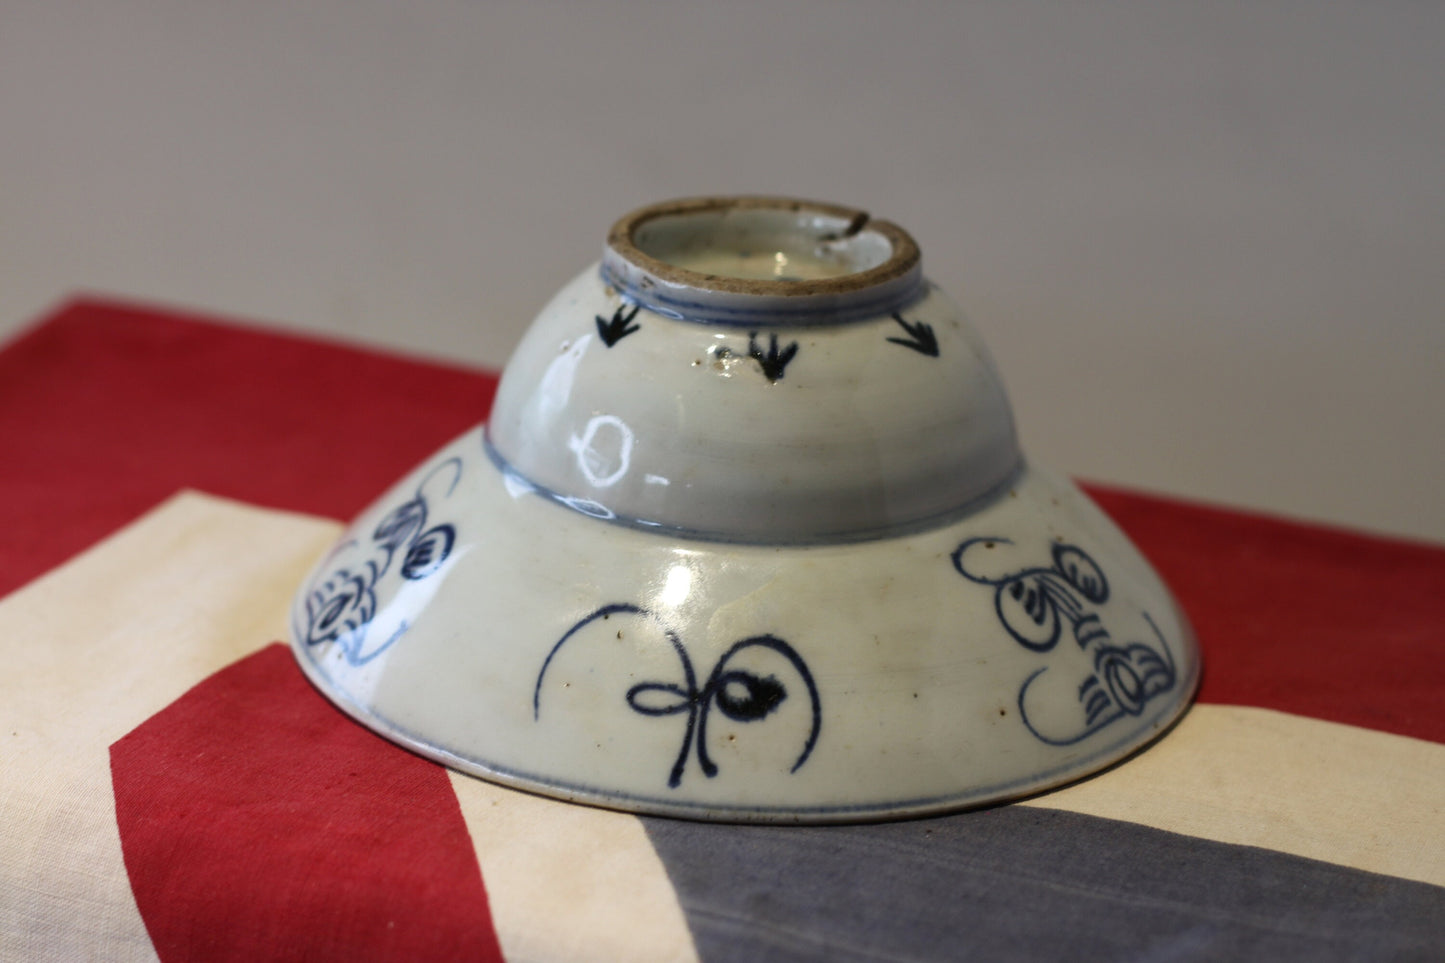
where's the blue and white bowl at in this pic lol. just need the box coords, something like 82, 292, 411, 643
290, 196, 1200, 822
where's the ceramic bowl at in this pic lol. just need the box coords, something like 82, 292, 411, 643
289, 196, 1200, 822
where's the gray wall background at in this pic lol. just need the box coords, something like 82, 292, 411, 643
3, 1, 1441, 541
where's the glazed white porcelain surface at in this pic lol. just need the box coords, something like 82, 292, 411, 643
290, 196, 1200, 822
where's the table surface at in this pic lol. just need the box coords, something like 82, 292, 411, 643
2, 2, 1442, 543
1, 301, 1441, 962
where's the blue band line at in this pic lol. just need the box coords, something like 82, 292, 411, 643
598, 263, 928, 327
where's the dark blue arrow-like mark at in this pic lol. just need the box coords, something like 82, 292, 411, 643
887, 312, 939, 357
747, 331, 799, 382
596, 305, 642, 347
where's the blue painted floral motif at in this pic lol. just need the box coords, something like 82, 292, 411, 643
301, 458, 462, 665
301, 567, 379, 651
952, 538, 1176, 745
534, 604, 821, 788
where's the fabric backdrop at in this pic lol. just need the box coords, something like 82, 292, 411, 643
2, 299, 1441, 961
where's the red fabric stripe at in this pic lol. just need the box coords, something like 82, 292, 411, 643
1085, 485, 1445, 743
110, 644, 505, 963
0, 298, 498, 599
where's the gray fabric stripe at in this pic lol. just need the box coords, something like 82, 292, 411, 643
641, 806, 1444, 962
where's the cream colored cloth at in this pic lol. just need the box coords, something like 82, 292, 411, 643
0, 493, 698, 963
1025, 704, 1445, 887
2, 492, 1439, 961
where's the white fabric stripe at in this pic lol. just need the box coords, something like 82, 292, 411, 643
0, 493, 341, 963
1021, 703, 1445, 888
449, 772, 700, 963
